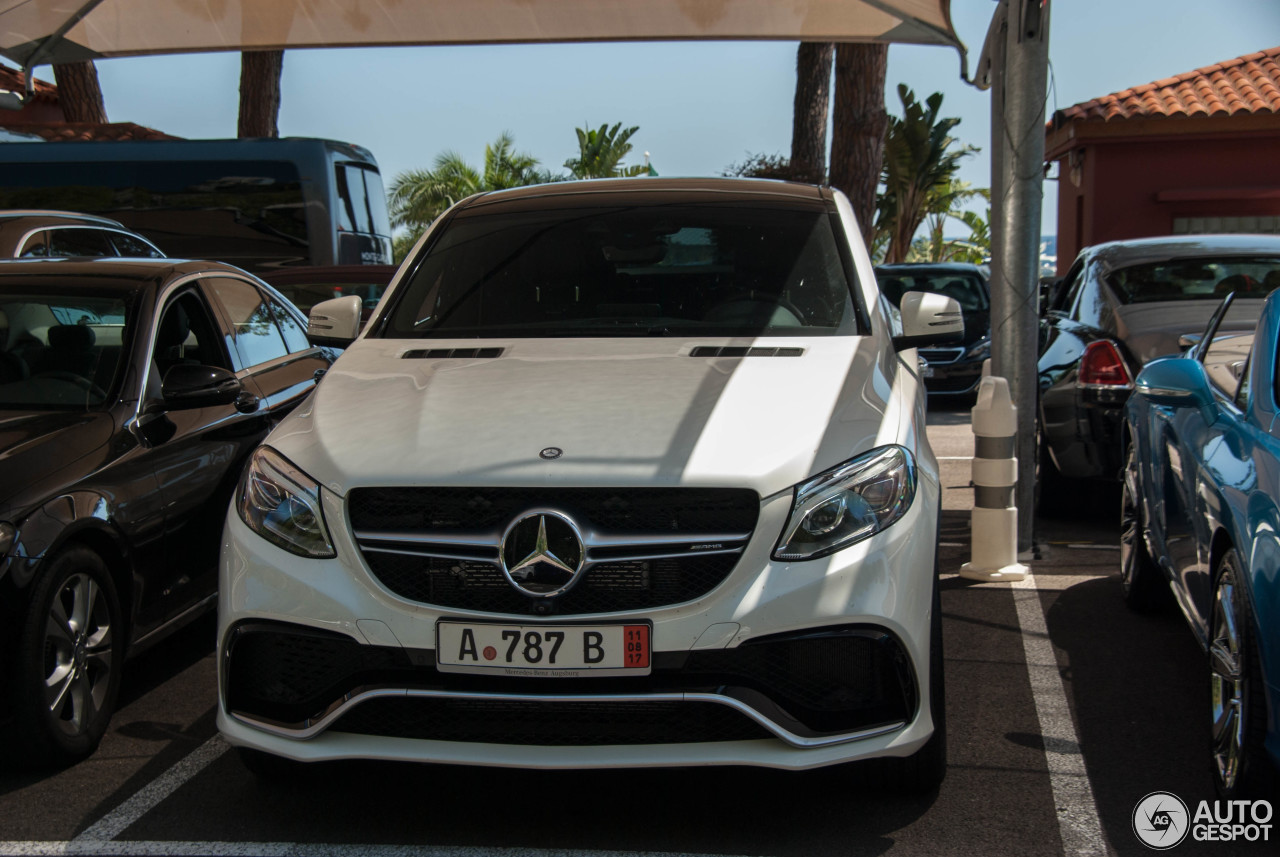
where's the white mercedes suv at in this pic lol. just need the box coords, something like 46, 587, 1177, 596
216, 178, 962, 791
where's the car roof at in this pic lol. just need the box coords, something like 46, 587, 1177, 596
0, 210, 127, 229
456, 177, 831, 212
1082, 234, 1280, 274
0, 257, 254, 290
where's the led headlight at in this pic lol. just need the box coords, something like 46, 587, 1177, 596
773, 445, 916, 561
237, 447, 335, 558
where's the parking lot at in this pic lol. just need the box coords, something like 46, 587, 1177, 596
0, 400, 1270, 857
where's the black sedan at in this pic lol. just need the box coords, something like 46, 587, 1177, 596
1037, 234, 1280, 507
0, 258, 333, 766
876, 263, 990, 398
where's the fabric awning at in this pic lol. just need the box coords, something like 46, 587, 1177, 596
0, 0, 963, 68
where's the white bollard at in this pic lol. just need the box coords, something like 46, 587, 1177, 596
959, 373, 1029, 582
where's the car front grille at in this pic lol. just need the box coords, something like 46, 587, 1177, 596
330, 698, 773, 745
347, 487, 759, 615
224, 621, 917, 741
919, 347, 965, 364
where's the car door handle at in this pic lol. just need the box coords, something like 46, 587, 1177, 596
234, 391, 260, 414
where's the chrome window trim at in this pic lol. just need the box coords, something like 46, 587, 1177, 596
230, 686, 906, 749
13, 224, 163, 259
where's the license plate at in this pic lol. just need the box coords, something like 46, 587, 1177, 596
436, 621, 651, 677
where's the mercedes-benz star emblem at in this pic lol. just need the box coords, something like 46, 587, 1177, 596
539, 447, 563, 460
500, 511, 585, 597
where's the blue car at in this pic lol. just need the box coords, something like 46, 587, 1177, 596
1123, 289, 1280, 798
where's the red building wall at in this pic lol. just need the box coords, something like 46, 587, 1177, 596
1055, 130, 1280, 273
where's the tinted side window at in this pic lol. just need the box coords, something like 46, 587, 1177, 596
205, 278, 289, 369
109, 231, 163, 258
49, 228, 114, 257
267, 294, 311, 353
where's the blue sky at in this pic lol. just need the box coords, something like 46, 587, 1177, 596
82, 0, 1279, 238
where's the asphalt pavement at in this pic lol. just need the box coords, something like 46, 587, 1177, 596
0, 399, 1272, 857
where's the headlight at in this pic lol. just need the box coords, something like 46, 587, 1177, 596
237, 447, 335, 558
0, 522, 14, 556
772, 445, 916, 561
965, 338, 991, 361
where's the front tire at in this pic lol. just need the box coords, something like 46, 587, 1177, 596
10, 546, 123, 768
1119, 433, 1163, 612
1209, 551, 1274, 798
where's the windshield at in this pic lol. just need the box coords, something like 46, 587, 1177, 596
379, 202, 859, 338
1105, 256, 1280, 304
0, 289, 135, 410
877, 270, 988, 311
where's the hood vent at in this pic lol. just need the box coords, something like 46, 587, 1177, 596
402, 347, 504, 359
690, 346, 804, 358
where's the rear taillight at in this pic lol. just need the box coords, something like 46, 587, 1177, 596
1078, 340, 1133, 387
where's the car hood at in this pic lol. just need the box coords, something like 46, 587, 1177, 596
0, 410, 114, 515
267, 336, 901, 500
1114, 299, 1267, 364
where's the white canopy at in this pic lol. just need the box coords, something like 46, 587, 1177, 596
0, 0, 963, 68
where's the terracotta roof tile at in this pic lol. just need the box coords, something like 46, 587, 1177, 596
0, 63, 58, 103
1056, 46, 1280, 123
6, 121, 183, 142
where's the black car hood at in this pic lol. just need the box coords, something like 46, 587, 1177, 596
0, 410, 114, 516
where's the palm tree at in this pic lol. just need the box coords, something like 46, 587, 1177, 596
389, 133, 551, 235
828, 43, 888, 246
875, 85, 975, 264
919, 180, 989, 262
52, 61, 107, 123
238, 50, 284, 137
789, 42, 833, 185
565, 123, 646, 179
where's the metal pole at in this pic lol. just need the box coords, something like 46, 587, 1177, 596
989, 0, 1049, 554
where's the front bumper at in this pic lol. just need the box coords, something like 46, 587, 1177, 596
217, 478, 940, 771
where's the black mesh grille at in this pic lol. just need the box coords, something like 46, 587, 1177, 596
224, 624, 409, 724
348, 487, 758, 614
365, 553, 740, 614
330, 698, 773, 745
349, 487, 758, 533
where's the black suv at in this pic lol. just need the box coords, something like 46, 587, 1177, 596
876, 263, 991, 397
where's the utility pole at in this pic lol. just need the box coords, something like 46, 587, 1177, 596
987, 0, 1050, 554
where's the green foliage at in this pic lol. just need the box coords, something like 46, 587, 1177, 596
874, 85, 977, 264
722, 152, 796, 180
565, 123, 647, 179
388, 132, 553, 236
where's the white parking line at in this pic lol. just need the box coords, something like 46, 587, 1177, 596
1011, 573, 1108, 857
73, 736, 230, 842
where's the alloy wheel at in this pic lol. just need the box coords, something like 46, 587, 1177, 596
1209, 567, 1243, 793
42, 572, 114, 737
1120, 442, 1141, 592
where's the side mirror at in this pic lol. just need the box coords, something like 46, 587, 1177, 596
161, 364, 242, 409
308, 295, 363, 348
892, 292, 964, 350
1134, 358, 1216, 420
